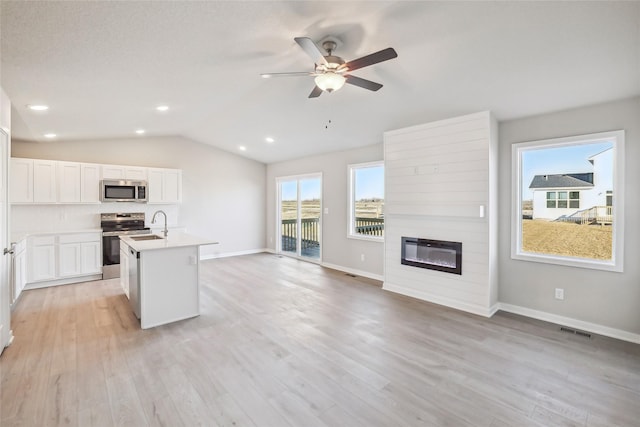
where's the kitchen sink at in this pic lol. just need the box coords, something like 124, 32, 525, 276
129, 234, 164, 241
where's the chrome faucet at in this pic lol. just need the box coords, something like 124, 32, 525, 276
151, 210, 168, 237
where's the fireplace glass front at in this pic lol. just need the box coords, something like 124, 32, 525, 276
401, 237, 462, 275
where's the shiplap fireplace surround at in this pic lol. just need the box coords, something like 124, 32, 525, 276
383, 111, 499, 317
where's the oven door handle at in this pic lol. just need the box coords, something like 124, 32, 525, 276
103, 230, 149, 237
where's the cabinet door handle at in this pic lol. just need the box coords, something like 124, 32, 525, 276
4, 247, 14, 255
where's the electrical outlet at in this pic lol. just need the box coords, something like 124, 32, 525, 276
360, 254, 365, 262
555, 288, 564, 300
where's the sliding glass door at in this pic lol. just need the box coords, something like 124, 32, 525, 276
277, 174, 322, 261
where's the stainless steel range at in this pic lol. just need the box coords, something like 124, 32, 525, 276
101, 213, 150, 279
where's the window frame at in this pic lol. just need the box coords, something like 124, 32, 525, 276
348, 161, 384, 242
511, 130, 625, 272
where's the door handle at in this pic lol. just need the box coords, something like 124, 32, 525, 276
4, 247, 14, 255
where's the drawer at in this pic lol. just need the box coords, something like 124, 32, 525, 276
28, 235, 56, 246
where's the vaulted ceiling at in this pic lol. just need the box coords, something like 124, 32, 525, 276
2, 1, 639, 163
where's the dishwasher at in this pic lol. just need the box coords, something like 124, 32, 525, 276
128, 246, 141, 319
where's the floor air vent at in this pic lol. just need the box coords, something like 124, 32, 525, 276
560, 326, 592, 339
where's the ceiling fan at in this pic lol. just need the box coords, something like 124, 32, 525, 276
261, 37, 398, 98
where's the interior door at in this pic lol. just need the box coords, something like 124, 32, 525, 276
277, 174, 321, 261
0, 129, 11, 352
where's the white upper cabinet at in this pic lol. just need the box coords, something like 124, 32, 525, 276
148, 167, 182, 204
10, 158, 33, 203
57, 161, 81, 203
125, 167, 147, 181
33, 160, 57, 203
101, 164, 126, 180
80, 163, 101, 203
11, 158, 181, 205
102, 165, 147, 181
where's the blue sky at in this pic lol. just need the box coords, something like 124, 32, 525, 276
280, 166, 384, 201
521, 141, 613, 199
281, 178, 321, 201
355, 165, 384, 200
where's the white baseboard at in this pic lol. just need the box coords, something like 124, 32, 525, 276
383, 281, 496, 317
25, 273, 103, 290
200, 248, 267, 260
497, 302, 640, 344
321, 262, 384, 282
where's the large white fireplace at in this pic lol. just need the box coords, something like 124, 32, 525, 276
383, 111, 499, 317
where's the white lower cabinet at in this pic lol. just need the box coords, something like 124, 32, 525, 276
59, 242, 82, 277
12, 240, 27, 303
120, 245, 129, 299
81, 241, 101, 274
27, 232, 102, 287
28, 236, 56, 282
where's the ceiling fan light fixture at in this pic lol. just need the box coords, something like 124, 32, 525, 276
314, 72, 346, 93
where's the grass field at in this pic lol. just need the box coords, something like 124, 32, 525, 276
281, 200, 384, 220
522, 219, 612, 260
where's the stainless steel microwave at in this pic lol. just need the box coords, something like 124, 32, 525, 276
100, 180, 148, 202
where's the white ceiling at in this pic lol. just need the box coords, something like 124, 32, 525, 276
1, 1, 639, 164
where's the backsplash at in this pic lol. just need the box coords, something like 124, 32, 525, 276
11, 203, 180, 236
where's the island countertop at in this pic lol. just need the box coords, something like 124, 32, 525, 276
120, 232, 218, 252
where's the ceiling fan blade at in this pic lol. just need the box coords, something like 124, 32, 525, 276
345, 75, 383, 91
261, 71, 315, 78
308, 86, 323, 98
341, 47, 398, 72
294, 37, 328, 66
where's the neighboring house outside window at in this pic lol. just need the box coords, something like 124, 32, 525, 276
529, 148, 613, 221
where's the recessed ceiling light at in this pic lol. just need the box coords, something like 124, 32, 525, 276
239, 146, 247, 151
265, 137, 275, 143
156, 105, 169, 112
135, 129, 146, 135
27, 104, 49, 111
44, 133, 57, 139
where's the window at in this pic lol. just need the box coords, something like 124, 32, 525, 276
512, 130, 624, 272
348, 162, 384, 240
546, 191, 580, 209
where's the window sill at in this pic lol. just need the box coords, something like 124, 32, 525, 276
347, 234, 384, 243
511, 251, 622, 273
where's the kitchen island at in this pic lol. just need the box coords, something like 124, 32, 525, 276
120, 233, 217, 329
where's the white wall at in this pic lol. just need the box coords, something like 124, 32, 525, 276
499, 96, 640, 336
266, 144, 384, 279
11, 136, 266, 257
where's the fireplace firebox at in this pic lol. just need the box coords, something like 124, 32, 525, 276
401, 237, 462, 275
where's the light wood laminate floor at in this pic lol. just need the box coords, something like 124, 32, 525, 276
1, 253, 639, 426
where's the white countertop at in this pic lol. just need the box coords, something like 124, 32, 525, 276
120, 232, 218, 252
12, 228, 103, 243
